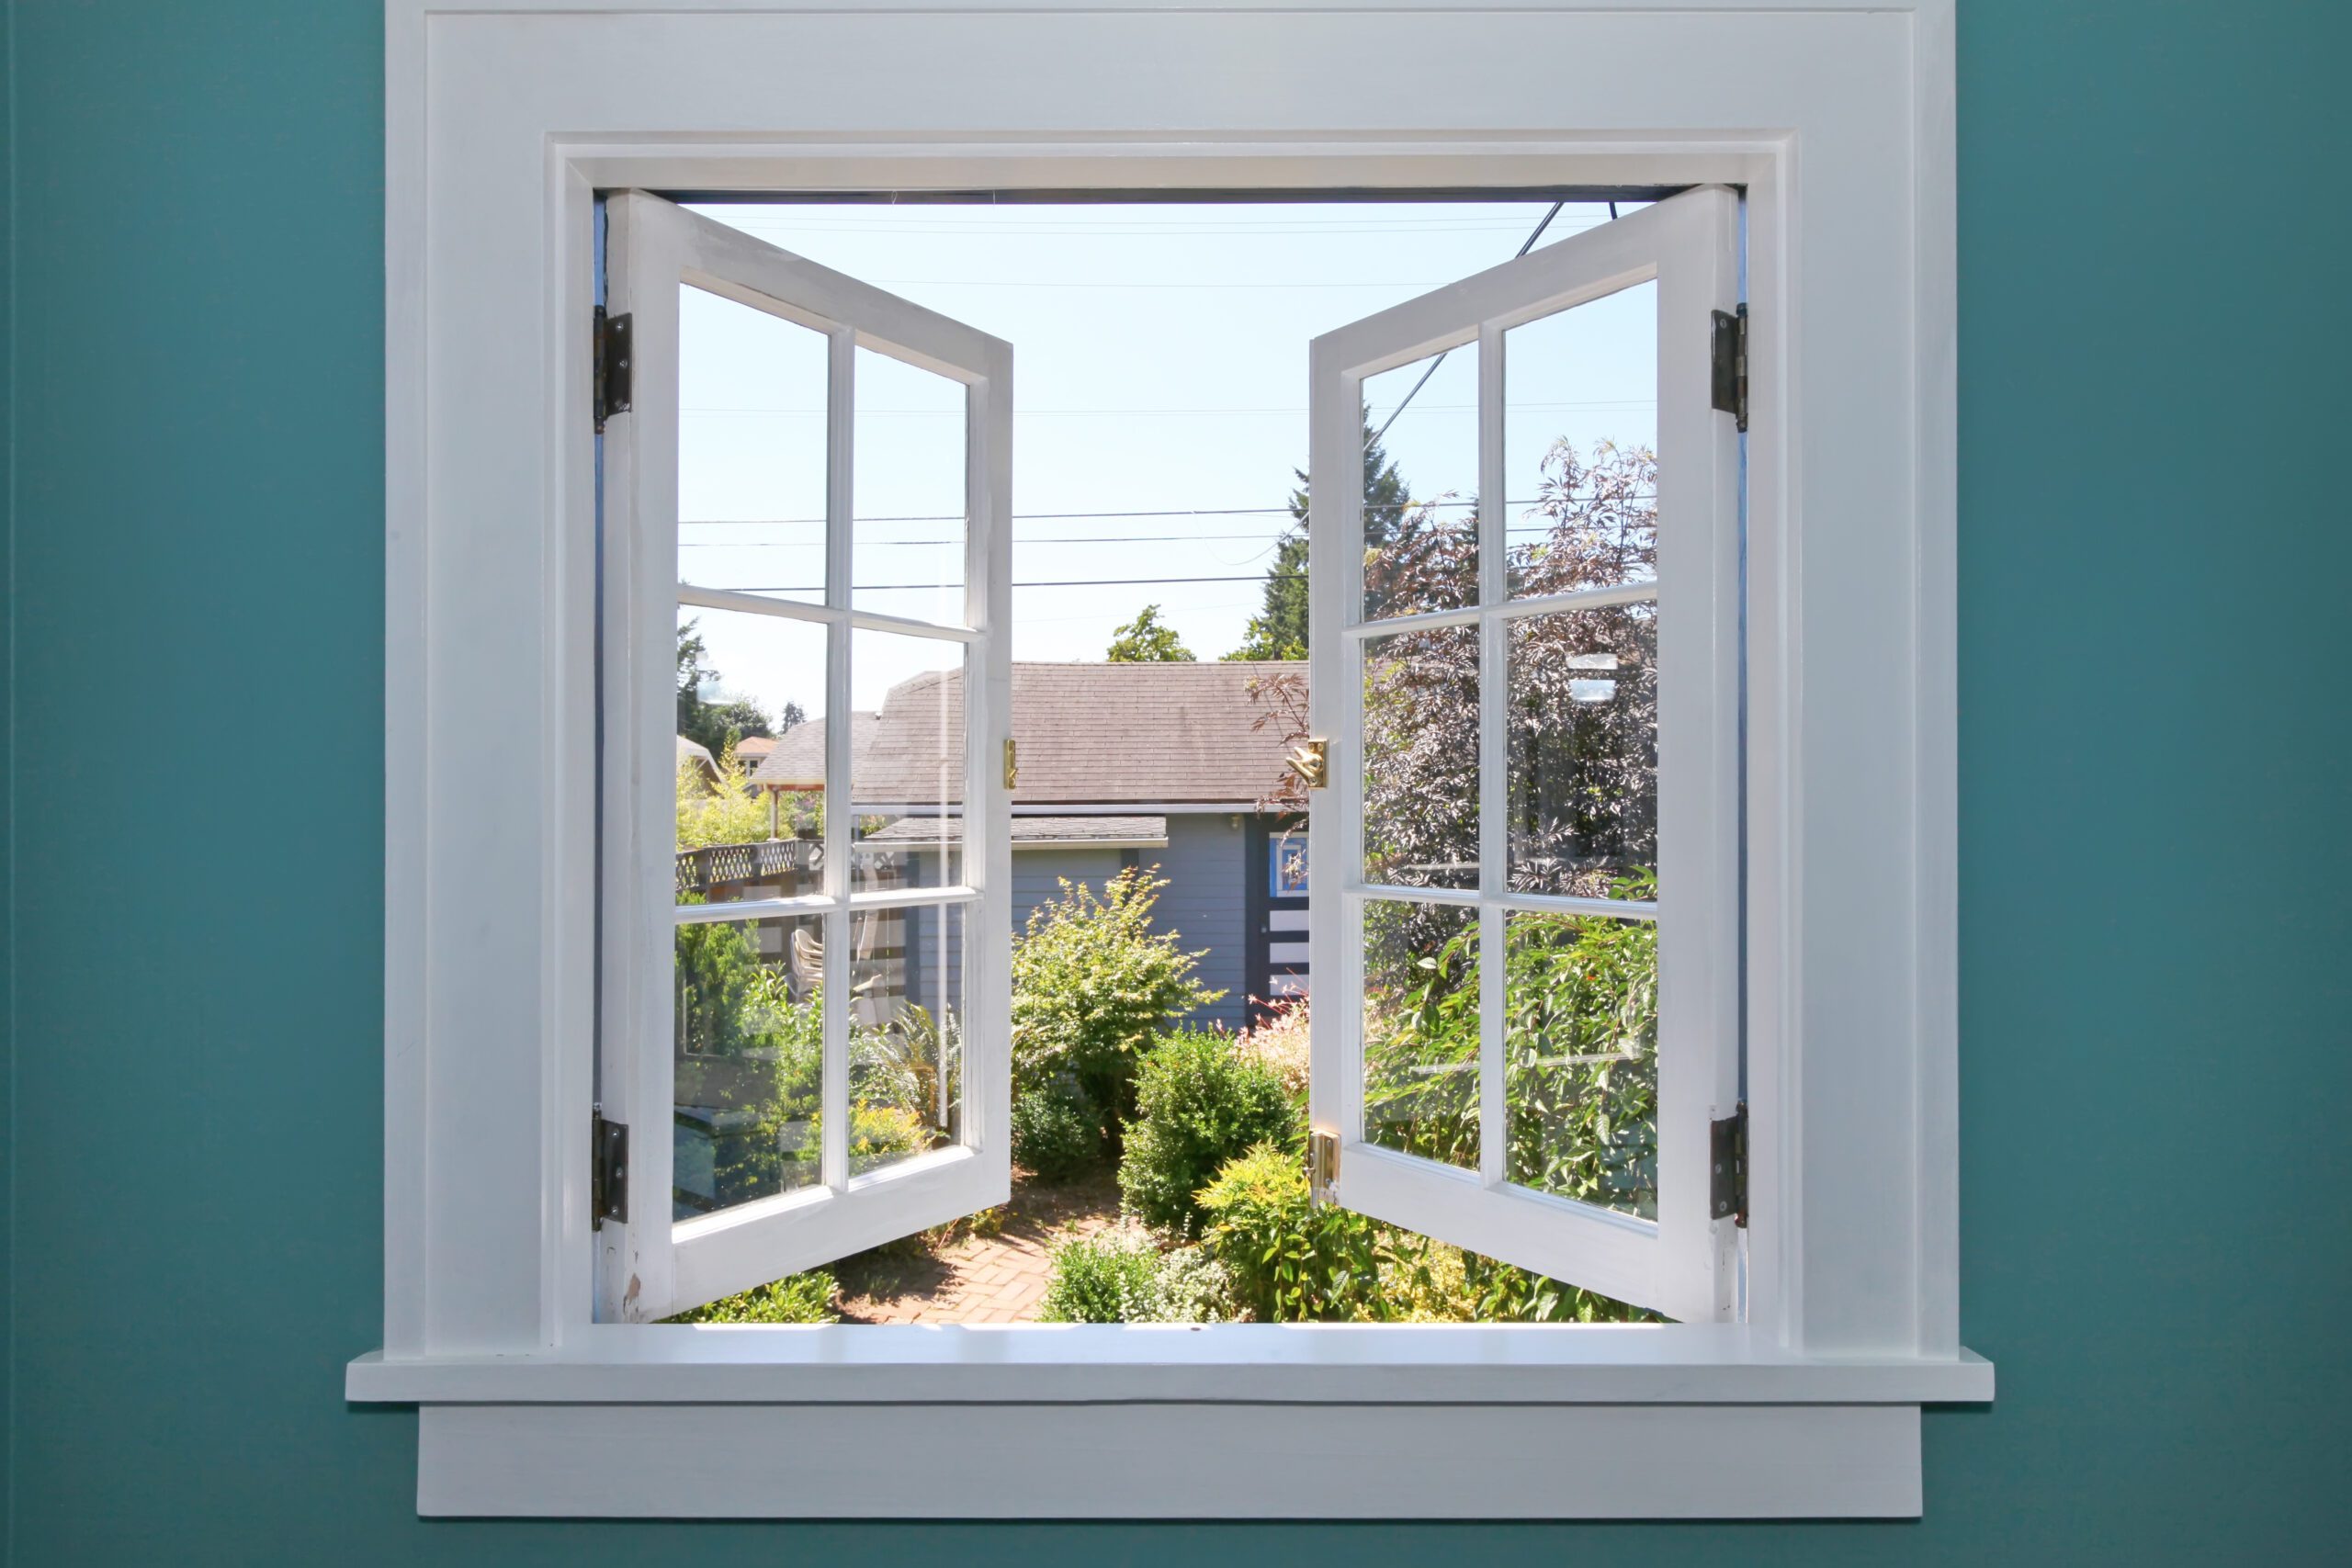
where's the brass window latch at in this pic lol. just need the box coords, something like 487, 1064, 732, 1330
1002, 738, 1018, 790
1286, 737, 1329, 790
1308, 1128, 1340, 1206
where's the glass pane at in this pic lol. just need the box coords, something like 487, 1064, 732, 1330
1360, 343, 1479, 620
849, 628, 966, 894
672, 910, 826, 1219
1502, 909, 1657, 1218
1361, 899, 1479, 1170
849, 902, 966, 1176
1362, 623, 1478, 891
1503, 280, 1658, 599
1506, 606, 1657, 900
675, 605, 829, 873
676, 285, 830, 604
854, 345, 967, 627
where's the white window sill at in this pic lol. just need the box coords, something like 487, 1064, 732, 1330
348, 1327, 1990, 1518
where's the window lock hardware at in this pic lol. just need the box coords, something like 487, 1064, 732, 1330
1286, 737, 1330, 790
1709, 1100, 1747, 1227
594, 307, 634, 433
1003, 739, 1018, 790
1308, 1128, 1340, 1207
593, 1107, 629, 1228
1710, 304, 1747, 433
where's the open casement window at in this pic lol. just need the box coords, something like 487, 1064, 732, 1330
1306, 186, 1742, 1323
597, 192, 1013, 1322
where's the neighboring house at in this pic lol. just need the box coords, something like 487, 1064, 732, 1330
675, 734, 720, 786
730, 733, 776, 772
748, 711, 880, 795
854, 661, 1311, 1031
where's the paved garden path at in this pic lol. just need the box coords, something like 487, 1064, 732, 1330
833, 1168, 1120, 1325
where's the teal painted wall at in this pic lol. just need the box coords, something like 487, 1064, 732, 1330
4, 1, 2347, 1562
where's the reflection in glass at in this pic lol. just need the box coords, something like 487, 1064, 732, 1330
672, 911, 826, 1219
1506, 607, 1657, 899
854, 346, 967, 628
1360, 344, 1478, 620
676, 285, 830, 604
1361, 899, 1478, 1170
673, 606, 828, 857
850, 629, 966, 894
849, 903, 965, 1177
1502, 281, 1659, 599
1502, 909, 1657, 1218
1362, 624, 1477, 890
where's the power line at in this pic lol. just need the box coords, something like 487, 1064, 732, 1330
1367, 199, 1570, 451
681, 495, 1654, 529
682, 398, 1655, 417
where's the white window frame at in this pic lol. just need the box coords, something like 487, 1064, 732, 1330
1308, 187, 1741, 1324
599, 193, 1014, 1322
355, 0, 1986, 1520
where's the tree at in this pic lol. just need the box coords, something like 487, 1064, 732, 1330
1225, 414, 1414, 661
676, 619, 783, 757
1104, 604, 1196, 663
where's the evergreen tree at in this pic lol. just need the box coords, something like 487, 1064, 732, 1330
1226, 414, 1410, 660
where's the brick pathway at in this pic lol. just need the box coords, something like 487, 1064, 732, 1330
834, 1169, 1120, 1325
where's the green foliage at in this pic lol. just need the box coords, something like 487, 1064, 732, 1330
1012, 1081, 1101, 1181
1010, 868, 1224, 1150
675, 743, 770, 851
667, 1270, 839, 1325
1037, 1226, 1239, 1324
1118, 1029, 1298, 1234
1104, 603, 1196, 662
1196, 1144, 1393, 1322
1035, 1226, 1166, 1323
1361, 871, 1661, 1219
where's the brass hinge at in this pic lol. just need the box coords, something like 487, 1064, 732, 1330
1285, 737, 1329, 790
594, 307, 634, 433
1709, 305, 1747, 433
593, 1107, 629, 1228
1308, 1128, 1340, 1206
1002, 739, 1018, 790
1709, 1101, 1747, 1227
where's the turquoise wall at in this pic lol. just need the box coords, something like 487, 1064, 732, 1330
5, 2, 2346, 1562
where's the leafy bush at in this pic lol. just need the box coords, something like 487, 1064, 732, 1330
1010, 868, 1225, 1150
1197, 1144, 1392, 1322
1149, 1246, 1239, 1324
666, 1269, 839, 1325
675, 743, 771, 851
1012, 1081, 1101, 1181
1118, 1029, 1299, 1234
1232, 998, 1310, 1100
1035, 1225, 1165, 1323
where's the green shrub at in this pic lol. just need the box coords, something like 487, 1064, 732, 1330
666, 1269, 839, 1325
1012, 1082, 1101, 1181
1035, 1226, 1164, 1323
1197, 1144, 1393, 1322
1118, 1029, 1299, 1234
1011, 868, 1225, 1151
1149, 1245, 1239, 1324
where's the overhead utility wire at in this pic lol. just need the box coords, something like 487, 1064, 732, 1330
1365, 200, 1566, 451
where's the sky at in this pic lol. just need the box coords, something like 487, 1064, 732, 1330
668, 200, 1658, 726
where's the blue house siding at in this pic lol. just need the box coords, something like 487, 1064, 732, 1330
1146, 814, 1250, 1032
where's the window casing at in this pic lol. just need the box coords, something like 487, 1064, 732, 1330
357, 0, 1983, 1520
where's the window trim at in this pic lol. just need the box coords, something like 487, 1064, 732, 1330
363, 0, 1975, 1518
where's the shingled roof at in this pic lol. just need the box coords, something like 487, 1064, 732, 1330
749, 712, 880, 790
854, 661, 1305, 808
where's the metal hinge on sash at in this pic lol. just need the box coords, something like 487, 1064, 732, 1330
1710, 305, 1748, 433
594, 308, 634, 432
1709, 1101, 1747, 1227
593, 1107, 629, 1228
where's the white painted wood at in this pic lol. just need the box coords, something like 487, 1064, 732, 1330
598, 192, 1011, 1320
676, 581, 981, 642
351, 1332, 1996, 1407
417, 1401, 1924, 1518
383, 0, 1967, 1517
1309, 187, 1742, 1322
